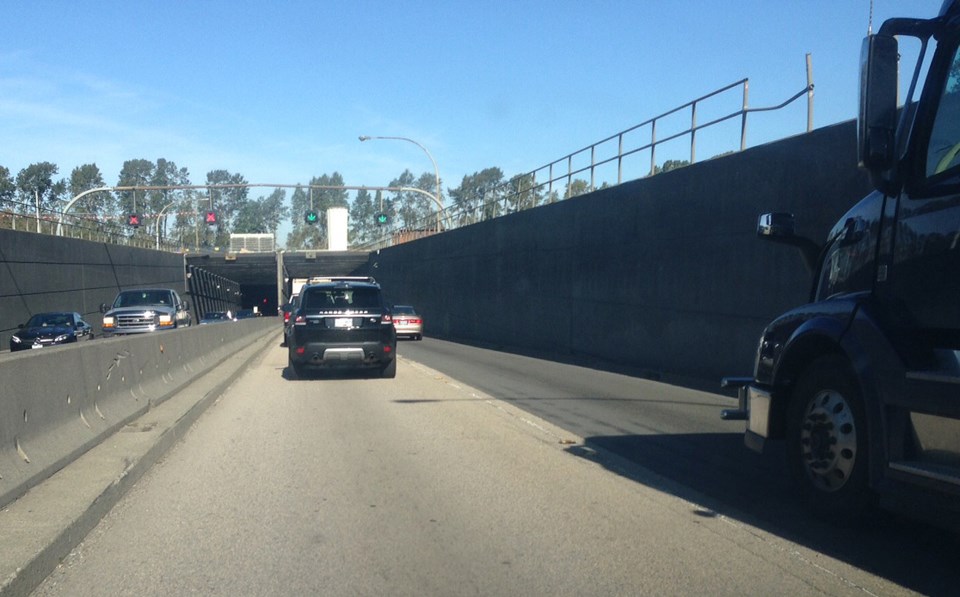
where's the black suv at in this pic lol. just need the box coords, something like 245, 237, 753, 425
287, 278, 397, 378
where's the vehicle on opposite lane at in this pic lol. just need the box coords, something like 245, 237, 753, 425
199, 311, 236, 324
9, 311, 93, 351
100, 288, 192, 336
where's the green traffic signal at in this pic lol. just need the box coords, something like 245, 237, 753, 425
305, 210, 319, 224
376, 212, 388, 225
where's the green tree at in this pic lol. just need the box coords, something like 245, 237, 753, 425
206, 169, 249, 246
348, 188, 379, 245
233, 188, 289, 235
652, 159, 690, 175
150, 159, 191, 243
505, 173, 541, 212
68, 163, 112, 225
388, 169, 438, 229
286, 173, 349, 250
16, 162, 66, 215
448, 167, 504, 225
0, 166, 16, 209
117, 159, 155, 237
563, 178, 591, 199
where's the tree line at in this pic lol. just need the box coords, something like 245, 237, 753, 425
0, 157, 695, 249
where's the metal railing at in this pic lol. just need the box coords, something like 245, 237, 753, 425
359, 60, 814, 250
0, 203, 180, 251
3, 61, 815, 255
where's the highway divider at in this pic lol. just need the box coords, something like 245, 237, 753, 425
0, 318, 278, 509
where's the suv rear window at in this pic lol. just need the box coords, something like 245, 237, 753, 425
302, 287, 382, 310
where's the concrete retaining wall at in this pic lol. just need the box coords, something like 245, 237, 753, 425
0, 231, 243, 350
371, 120, 874, 385
0, 319, 276, 509
0, 231, 187, 350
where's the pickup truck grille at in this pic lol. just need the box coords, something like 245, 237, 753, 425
115, 313, 158, 330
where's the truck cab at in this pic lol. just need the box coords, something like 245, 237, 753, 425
725, 1, 960, 522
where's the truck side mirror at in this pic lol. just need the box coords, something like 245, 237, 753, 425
756, 212, 821, 274
99, 303, 109, 314
858, 34, 899, 173
757, 212, 796, 239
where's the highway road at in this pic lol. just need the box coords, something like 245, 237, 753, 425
32, 335, 956, 596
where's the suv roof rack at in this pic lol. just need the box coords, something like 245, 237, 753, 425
307, 276, 377, 284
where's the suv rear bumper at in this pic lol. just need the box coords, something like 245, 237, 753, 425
289, 340, 395, 369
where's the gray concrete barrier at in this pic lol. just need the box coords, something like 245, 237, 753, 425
0, 318, 277, 509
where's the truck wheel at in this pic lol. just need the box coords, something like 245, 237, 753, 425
381, 358, 397, 378
786, 355, 872, 519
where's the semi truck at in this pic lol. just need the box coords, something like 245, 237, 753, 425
723, 0, 960, 524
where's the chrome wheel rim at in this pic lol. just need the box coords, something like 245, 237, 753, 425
799, 389, 858, 492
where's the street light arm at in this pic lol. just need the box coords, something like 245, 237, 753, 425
359, 134, 443, 209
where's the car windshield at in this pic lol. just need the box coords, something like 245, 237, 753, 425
392, 306, 417, 315
115, 291, 170, 307
26, 313, 72, 327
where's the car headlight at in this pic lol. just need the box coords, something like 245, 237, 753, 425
55, 334, 69, 343
11, 335, 22, 344
103, 316, 115, 328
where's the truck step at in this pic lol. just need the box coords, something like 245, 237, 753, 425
720, 409, 749, 421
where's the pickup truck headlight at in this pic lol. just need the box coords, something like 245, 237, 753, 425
102, 316, 115, 329
158, 313, 174, 327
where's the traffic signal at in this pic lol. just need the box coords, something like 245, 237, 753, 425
305, 210, 319, 224
127, 214, 141, 228
375, 212, 388, 226
204, 210, 218, 225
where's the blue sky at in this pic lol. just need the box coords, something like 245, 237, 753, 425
0, 1, 945, 219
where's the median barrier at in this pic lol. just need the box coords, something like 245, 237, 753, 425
0, 318, 277, 509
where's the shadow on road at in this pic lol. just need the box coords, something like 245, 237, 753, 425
568, 432, 959, 597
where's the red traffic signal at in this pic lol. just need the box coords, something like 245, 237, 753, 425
205, 211, 218, 225
127, 214, 141, 227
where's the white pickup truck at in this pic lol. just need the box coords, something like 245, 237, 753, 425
100, 288, 192, 336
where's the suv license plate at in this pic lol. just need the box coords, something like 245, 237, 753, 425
334, 318, 353, 328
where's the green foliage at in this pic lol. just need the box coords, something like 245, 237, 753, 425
388, 169, 440, 230
447, 167, 504, 225
506, 173, 541, 212
652, 159, 691, 175
348, 188, 378, 244
234, 188, 289, 235
15, 162, 66, 214
564, 179, 591, 199
0, 166, 16, 207
285, 173, 348, 249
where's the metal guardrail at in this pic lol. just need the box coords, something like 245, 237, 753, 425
358, 62, 814, 251
0, 204, 180, 251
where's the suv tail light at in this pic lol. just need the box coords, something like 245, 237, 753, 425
382, 313, 393, 325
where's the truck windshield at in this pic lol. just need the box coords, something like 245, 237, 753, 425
115, 291, 170, 307
926, 43, 960, 177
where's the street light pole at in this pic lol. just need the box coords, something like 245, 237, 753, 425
156, 198, 177, 250
359, 135, 443, 231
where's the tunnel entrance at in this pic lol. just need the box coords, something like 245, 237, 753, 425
240, 283, 279, 316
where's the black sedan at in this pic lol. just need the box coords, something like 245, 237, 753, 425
9, 312, 93, 352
